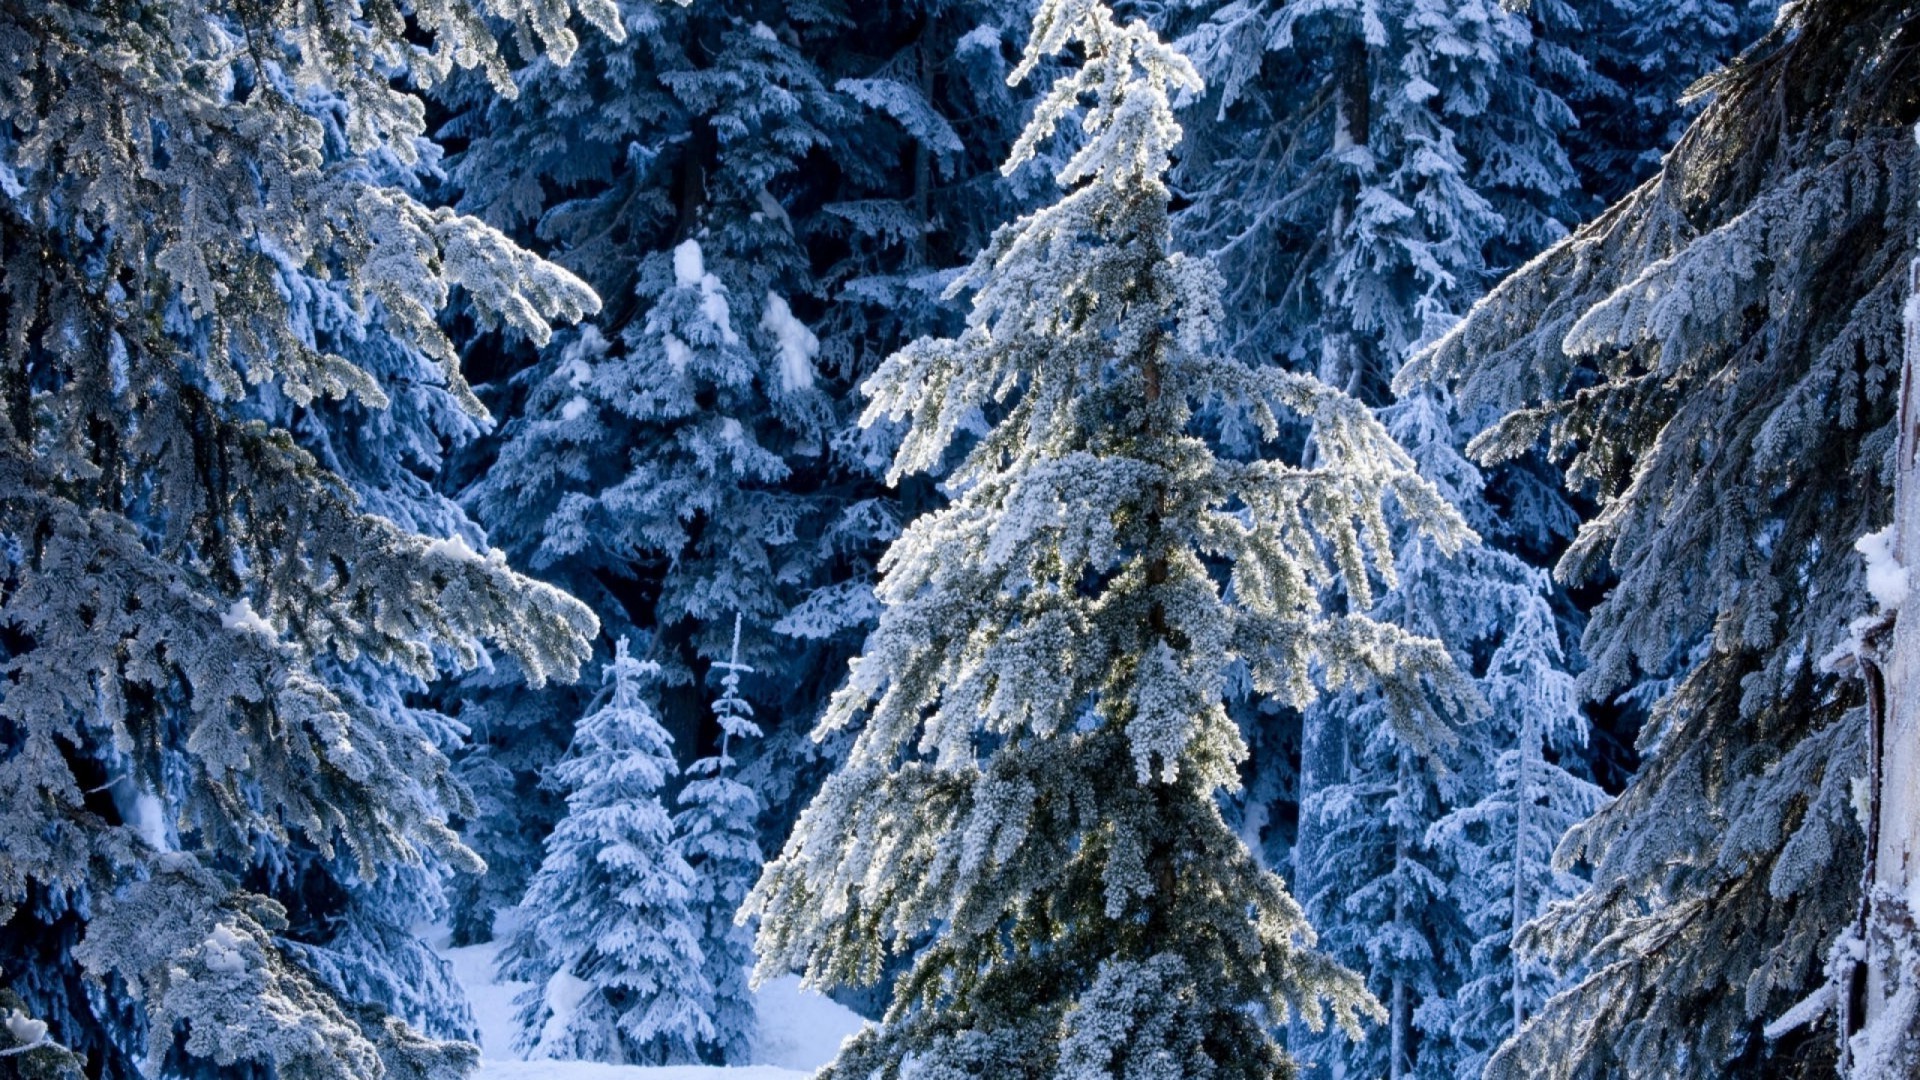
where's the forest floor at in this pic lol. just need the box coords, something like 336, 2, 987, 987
431, 926, 864, 1079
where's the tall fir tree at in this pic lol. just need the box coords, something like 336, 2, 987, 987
673, 614, 765, 1064
1425, 582, 1606, 1078
750, 3, 1484, 1075
1567, 0, 1779, 208
1290, 389, 1602, 1078
1402, 0, 1917, 1073
0, 0, 609, 1072
438, 0, 1042, 943
500, 638, 712, 1065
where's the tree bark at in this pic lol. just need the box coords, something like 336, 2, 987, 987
1856, 255, 1920, 1065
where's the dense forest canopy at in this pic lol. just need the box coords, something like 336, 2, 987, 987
2, 0, 1916, 1077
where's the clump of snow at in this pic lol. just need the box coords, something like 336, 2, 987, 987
750, 21, 778, 41
202, 924, 248, 973
562, 396, 591, 423
664, 334, 693, 371
673, 239, 707, 288
671, 239, 740, 344
761, 293, 819, 392
4, 1010, 48, 1045
132, 790, 170, 851
1857, 525, 1909, 609
220, 598, 274, 637
956, 24, 1001, 54
425, 533, 507, 565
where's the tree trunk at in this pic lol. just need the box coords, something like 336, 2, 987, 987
1852, 255, 1920, 1070
1512, 713, 1534, 1038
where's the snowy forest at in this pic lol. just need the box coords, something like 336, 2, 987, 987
4, 0, 1920, 1077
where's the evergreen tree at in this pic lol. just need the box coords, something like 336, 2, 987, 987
1568, 0, 1779, 207
500, 638, 712, 1065
0, 0, 608, 1072
750, 3, 1481, 1075
1402, 1, 1913, 1073
1426, 589, 1605, 1079
673, 613, 765, 1064
440, 0, 1039, 941
1290, 389, 1598, 1078
1169, 0, 1580, 399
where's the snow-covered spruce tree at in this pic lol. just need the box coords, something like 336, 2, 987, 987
1567, 0, 1779, 208
749, 3, 1479, 1076
0, 0, 609, 1073
673, 614, 765, 1064
452, 1, 842, 686
1165, 6, 1593, 993
442, 0, 861, 938
1289, 388, 1598, 1079
443, 0, 1043, 940
1401, 1, 1917, 1074
1427, 586, 1605, 1079
1169, 0, 1580, 399
500, 638, 712, 1065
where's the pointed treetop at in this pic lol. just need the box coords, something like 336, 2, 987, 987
710, 614, 762, 767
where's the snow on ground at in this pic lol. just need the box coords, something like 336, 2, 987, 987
474, 1064, 810, 1080
431, 923, 865, 1080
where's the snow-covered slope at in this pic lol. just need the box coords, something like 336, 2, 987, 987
432, 925, 864, 1079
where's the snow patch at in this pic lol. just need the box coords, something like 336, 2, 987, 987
760, 293, 818, 392
750, 21, 778, 41
435, 925, 863, 1076
562, 396, 591, 423
426, 533, 505, 565
673, 240, 707, 288
220, 598, 274, 637
748, 975, 865, 1072
1858, 525, 1909, 608
533, 970, 592, 1059
202, 924, 248, 973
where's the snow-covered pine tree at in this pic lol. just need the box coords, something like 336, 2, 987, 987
1426, 587, 1606, 1079
673, 614, 765, 1064
442, 0, 873, 939
1169, 0, 1580, 399
1166, 12, 1594, 1022
0, 0, 608, 1072
1568, 0, 1779, 208
500, 638, 712, 1065
749, 3, 1480, 1075
443, 0, 1047, 942
1289, 388, 1600, 1079
1401, 1, 1915, 1073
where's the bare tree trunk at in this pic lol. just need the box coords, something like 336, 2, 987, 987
1390, 754, 1411, 1080
1512, 713, 1534, 1037
1849, 256, 1920, 1072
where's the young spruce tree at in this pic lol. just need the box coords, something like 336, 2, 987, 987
673, 614, 765, 1064
500, 639, 711, 1065
750, 3, 1477, 1076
